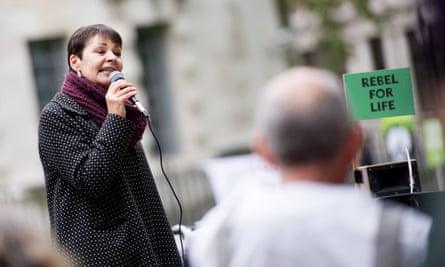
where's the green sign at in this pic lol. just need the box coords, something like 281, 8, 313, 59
343, 67, 415, 120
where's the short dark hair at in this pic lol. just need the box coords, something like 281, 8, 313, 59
67, 24, 122, 71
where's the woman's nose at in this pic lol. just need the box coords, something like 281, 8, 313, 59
105, 50, 118, 61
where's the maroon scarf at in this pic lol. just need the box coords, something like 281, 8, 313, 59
61, 71, 147, 148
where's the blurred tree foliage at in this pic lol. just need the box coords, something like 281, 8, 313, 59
284, 0, 378, 72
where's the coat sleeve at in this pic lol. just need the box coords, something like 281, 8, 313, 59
38, 104, 135, 198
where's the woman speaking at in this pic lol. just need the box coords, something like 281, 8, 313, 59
38, 24, 181, 266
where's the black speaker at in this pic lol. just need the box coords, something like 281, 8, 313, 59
356, 160, 421, 197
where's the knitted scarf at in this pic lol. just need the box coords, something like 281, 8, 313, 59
61, 71, 147, 148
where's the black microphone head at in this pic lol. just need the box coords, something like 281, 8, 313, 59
109, 71, 125, 83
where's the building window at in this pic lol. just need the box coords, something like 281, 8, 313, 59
300, 49, 346, 74
275, 0, 290, 28
301, 51, 319, 67
137, 24, 178, 154
369, 37, 385, 70
28, 38, 66, 110
406, 30, 434, 110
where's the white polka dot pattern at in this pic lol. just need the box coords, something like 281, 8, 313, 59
38, 93, 182, 267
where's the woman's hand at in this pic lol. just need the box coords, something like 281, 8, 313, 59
105, 80, 137, 118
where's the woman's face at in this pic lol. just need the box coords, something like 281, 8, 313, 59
70, 34, 123, 88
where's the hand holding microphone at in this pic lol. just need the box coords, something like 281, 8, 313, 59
108, 71, 149, 118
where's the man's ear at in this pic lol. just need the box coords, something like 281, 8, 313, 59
252, 133, 278, 167
344, 122, 363, 163
69, 54, 81, 71
329, 122, 362, 183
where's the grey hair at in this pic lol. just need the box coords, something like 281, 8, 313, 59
254, 67, 353, 166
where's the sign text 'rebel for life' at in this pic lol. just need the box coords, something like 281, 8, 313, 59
343, 67, 415, 120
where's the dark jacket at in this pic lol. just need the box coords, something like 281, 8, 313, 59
38, 93, 182, 267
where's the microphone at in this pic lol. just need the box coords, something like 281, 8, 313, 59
109, 71, 149, 118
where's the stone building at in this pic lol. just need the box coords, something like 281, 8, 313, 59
0, 0, 285, 227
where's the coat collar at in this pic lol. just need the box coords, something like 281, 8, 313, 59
52, 92, 89, 116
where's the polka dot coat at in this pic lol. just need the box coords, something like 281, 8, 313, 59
38, 93, 182, 267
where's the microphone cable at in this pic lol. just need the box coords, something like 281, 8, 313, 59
146, 116, 185, 266
110, 71, 185, 263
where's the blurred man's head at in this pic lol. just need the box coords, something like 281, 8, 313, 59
252, 67, 362, 183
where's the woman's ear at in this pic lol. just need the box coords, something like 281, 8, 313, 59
69, 54, 81, 71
